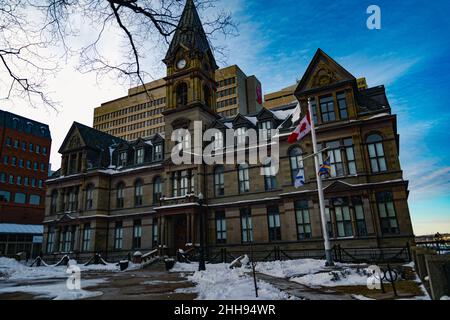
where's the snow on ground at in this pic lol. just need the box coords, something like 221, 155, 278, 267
291, 269, 369, 288
256, 258, 370, 287
173, 262, 296, 300
0, 257, 120, 281
0, 278, 107, 300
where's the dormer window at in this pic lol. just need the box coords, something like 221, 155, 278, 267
258, 121, 273, 141
153, 144, 163, 161
236, 127, 247, 145
119, 152, 127, 167
136, 148, 144, 164
213, 131, 223, 151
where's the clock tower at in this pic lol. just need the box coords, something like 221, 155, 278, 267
163, 0, 218, 115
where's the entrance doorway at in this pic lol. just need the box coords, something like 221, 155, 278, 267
172, 215, 187, 255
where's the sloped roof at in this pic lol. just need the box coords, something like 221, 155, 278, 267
164, 0, 217, 68
59, 122, 124, 153
0, 224, 43, 234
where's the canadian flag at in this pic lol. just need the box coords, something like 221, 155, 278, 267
288, 111, 311, 144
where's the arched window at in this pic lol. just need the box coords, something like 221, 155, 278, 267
289, 147, 304, 185
116, 182, 125, 208
85, 185, 94, 210
204, 85, 211, 108
238, 163, 250, 193
50, 190, 58, 214
176, 82, 188, 106
134, 180, 143, 206
153, 176, 162, 204
366, 134, 387, 173
214, 166, 225, 196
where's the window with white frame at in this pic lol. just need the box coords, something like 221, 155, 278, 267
295, 200, 312, 240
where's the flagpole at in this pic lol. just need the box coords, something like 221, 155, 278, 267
307, 97, 334, 266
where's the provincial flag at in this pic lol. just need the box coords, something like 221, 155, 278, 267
318, 157, 331, 177
295, 170, 305, 188
288, 111, 311, 144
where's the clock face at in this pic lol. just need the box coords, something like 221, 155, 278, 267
177, 59, 187, 70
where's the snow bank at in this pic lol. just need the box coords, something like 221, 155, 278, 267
256, 259, 332, 278
174, 263, 295, 300
0, 257, 119, 281
291, 269, 369, 287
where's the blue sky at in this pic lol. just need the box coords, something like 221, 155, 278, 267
3, 0, 449, 235
216, 0, 450, 235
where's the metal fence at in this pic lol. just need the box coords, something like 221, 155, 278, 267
415, 240, 450, 255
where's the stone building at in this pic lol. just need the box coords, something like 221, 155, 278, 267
43, 0, 414, 262
93, 66, 262, 141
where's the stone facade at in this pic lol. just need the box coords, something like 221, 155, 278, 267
43, 1, 414, 262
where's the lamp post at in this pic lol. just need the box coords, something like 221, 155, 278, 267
198, 192, 206, 271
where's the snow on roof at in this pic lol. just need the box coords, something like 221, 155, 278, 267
0, 224, 43, 234
272, 109, 295, 120
224, 122, 233, 129
245, 116, 257, 125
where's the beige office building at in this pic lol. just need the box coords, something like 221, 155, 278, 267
93, 66, 262, 141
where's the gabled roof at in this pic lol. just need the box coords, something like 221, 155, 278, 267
164, 0, 217, 68
295, 48, 356, 95
59, 122, 124, 153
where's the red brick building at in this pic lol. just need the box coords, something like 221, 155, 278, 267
0, 110, 51, 224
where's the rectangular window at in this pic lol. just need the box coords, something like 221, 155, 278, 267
29, 143, 33, 152
119, 152, 127, 167
133, 220, 142, 249
5, 137, 11, 146
325, 207, 333, 238
172, 172, 178, 197
153, 144, 163, 161
3, 156, 8, 165
344, 138, 357, 175
295, 200, 312, 240
46, 227, 55, 253
0, 173, 5, 183
267, 206, 281, 241
311, 98, 318, 125
377, 192, 399, 234
236, 127, 247, 145
180, 171, 189, 196
29, 194, 41, 205
353, 197, 367, 237
325, 140, 345, 177
240, 208, 253, 243
264, 162, 277, 191
215, 211, 227, 244
0, 190, 11, 202
136, 149, 144, 164
333, 198, 353, 237
238, 165, 250, 193
152, 218, 158, 247
114, 222, 123, 250
82, 224, 91, 252
337, 92, 348, 120
14, 192, 26, 204
320, 95, 336, 123
213, 132, 224, 151
259, 121, 273, 141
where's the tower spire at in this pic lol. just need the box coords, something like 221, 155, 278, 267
164, 0, 217, 68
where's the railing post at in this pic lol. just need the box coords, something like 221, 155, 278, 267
406, 242, 411, 262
